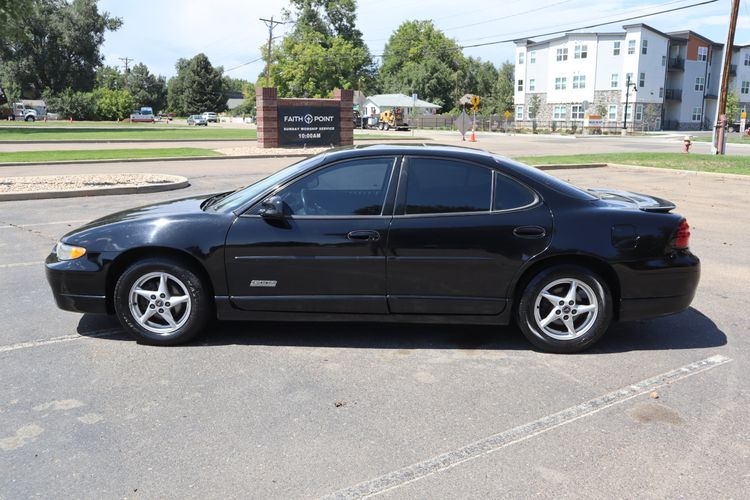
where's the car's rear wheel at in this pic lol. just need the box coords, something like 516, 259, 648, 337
516, 265, 612, 353
114, 257, 212, 345
25, 116, 34, 122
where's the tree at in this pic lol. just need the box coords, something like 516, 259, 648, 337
0, 0, 122, 97
378, 20, 463, 109
528, 94, 541, 133
167, 54, 227, 115
493, 62, 515, 115
726, 90, 740, 122
128, 63, 167, 112
43, 88, 95, 120
93, 88, 133, 120
263, 0, 374, 97
95, 66, 124, 90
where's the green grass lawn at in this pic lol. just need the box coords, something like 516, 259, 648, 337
691, 134, 750, 144
0, 148, 223, 163
514, 153, 750, 176
0, 126, 256, 141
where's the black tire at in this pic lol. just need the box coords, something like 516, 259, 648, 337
515, 265, 613, 353
25, 116, 35, 122
113, 257, 212, 345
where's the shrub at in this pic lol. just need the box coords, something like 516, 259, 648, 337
43, 89, 95, 120
93, 88, 134, 120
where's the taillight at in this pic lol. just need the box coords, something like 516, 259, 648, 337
672, 219, 690, 249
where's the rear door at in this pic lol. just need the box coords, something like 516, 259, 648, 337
386, 156, 553, 315
225, 156, 398, 314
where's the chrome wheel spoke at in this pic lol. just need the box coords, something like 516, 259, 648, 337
133, 287, 154, 300
562, 316, 577, 336
541, 291, 564, 306
564, 279, 578, 304
157, 273, 169, 296
539, 309, 558, 328
169, 295, 189, 306
575, 304, 597, 315
139, 307, 156, 324
160, 308, 177, 328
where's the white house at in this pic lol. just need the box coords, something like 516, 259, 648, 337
362, 94, 441, 118
514, 23, 749, 131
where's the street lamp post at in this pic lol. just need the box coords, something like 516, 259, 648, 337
622, 75, 638, 134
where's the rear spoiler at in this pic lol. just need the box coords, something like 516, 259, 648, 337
588, 188, 676, 213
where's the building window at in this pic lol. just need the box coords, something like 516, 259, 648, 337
530, 51, 536, 64
628, 39, 636, 55
613, 41, 620, 55
572, 75, 586, 89
659, 87, 664, 98
515, 105, 524, 120
553, 105, 566, 120
554, 77, 567, 90
639, 72, 645, 88
692, 106, 702, 121
518, 52, 525, 65
528, 105, 536, 119
742, 81, 749, 94
556, 48, 568, 61
611, 73, 619, 88
641, 39, 648, 55
695, 77, 705, 91
571, 105, 584, 121
635, 104, 643, 121
626, 72, 634, 85
698, 46, 708, 62
662, 55, 667, 66
745, 53, 750, 66
608, 104, 617, 121
517, 79, 523, 91
574, 44, 588, 59
529, 79, 535, 91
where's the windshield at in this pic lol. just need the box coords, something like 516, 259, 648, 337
494, 156, 598, 201
209, 154, 327, 213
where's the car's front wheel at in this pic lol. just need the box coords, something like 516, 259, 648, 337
114, 257, 212, 345
515, 265, 613, 353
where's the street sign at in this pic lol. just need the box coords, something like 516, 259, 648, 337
470, 95, 480, 106
742, 111, 747, 120
504, 110, 511, 120
455, 111, 471, 137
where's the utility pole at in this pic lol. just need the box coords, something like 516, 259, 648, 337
118, 56, 133, 88
260, 16, 284, 87
711, 0, 740, 155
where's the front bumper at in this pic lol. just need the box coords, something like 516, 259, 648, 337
45, 252, 109, 314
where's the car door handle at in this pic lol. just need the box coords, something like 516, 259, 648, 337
513, 225, 546, 239
347, 230, 380, 241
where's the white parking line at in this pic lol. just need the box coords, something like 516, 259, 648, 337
0, 329, 123, 354
0, 219, 90, 229
0, 261, 41, 269
324, 354, 732, 499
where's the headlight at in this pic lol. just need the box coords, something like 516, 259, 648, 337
55, 242, 87, 261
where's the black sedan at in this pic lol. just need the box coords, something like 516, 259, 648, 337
46, 145, 699, 353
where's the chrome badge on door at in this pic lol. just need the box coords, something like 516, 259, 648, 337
250, 280, 278, 288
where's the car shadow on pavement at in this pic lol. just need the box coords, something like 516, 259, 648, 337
76, 306, 726, 353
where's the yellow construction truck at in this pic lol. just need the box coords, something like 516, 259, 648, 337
377, 107, 409, 131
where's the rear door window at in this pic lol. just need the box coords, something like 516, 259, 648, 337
403, 158, 492, 215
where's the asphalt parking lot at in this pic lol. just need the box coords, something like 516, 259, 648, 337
1, 156, 749, 498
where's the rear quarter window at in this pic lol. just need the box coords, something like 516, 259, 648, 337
494, 174, 537, 210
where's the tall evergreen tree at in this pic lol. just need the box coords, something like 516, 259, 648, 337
167, 54, 227, 115
128, 63, 167, 112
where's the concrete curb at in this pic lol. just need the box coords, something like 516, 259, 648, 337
0, 177, 190, 202
0, 154, 312, 168
0, 138, 253, 144
531, 163, 607, 170
605, 162, 750, 181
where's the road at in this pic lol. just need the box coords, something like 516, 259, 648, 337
1, 155, 748, 498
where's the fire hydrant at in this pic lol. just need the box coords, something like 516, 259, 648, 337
682, 135, 692, 153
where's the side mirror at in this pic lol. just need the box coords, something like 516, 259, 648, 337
259, 195, 286, 220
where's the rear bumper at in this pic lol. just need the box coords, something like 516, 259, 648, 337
615, 252, 700, 321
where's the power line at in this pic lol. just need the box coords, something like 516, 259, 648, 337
441, 0, 575, 32
459, 0, 718, 48
225, 56, 264, 73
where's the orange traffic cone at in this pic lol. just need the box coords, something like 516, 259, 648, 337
469, 128, 476, 142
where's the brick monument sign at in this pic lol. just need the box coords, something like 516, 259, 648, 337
256, 87, 353, 148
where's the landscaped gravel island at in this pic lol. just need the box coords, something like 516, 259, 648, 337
0, 173, 189, 201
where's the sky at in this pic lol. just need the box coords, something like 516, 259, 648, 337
97, 0, 749, 82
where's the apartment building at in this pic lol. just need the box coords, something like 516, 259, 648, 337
514, 24, 750, 131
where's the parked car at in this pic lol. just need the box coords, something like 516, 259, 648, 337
187, 115, 208, 126
202, 112, 218, 123
45, 145, 699, 353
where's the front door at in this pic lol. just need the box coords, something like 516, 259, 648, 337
386, 156, 553, 315
225, 156, 398, 314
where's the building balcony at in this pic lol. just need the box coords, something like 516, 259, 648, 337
665, 89, 682, 101
730, 64, 737, 77
668, 57, 685, 71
